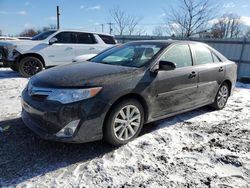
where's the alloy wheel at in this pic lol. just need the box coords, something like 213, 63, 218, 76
113, 105, 141, 141
23, 60, 42, 76
217, 85, 229, 108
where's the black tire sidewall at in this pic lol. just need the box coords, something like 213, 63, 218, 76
19, 57, 43, 77
104, 99, 144, 146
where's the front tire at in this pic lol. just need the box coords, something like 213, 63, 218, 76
211, 83, 229, 110
19, 56, 44, 77
104, 99, 144, 146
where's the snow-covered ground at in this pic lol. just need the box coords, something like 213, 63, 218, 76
0, 68, 250, 188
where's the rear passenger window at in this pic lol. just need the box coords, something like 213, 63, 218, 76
77, 33, 96, 44
160, 44, 192, 68
98, 34, 116, 44
192, 44, 214, 65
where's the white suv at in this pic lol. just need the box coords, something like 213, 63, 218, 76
0, 30, 116, 77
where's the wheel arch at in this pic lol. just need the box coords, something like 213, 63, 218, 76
221, 79, 232, 96
18, 53, 46, 67
103, 93, 149, 130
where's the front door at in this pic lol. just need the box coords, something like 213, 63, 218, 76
152, 44, 198, 118
42, 32, 76, 66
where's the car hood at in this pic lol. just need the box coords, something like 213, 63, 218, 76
0, 40, 48, 54
32, 62, 140, 88
0, 40, 41, 47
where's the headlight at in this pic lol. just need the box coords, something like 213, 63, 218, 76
47, 87, 102, 104
6, 45, 18, 58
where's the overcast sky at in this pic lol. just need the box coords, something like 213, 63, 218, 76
1, 0, 250, 36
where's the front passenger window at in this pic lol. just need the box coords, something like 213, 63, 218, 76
54, 32, 76, 43
160, 44, 192, 68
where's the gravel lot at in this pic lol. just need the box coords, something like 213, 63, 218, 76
0, 68, 249, 188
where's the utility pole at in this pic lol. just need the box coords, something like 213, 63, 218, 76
107, 22, 113, 34
101, 24, 104, 33
57, 6, 60, 30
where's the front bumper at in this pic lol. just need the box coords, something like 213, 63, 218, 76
0, 46, 20, 67
21, 88, 111, 143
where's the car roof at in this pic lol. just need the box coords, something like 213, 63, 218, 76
125, 40, 206, 45
54, 29, 114, 37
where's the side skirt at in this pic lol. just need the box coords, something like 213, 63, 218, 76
146, 101, 214, 124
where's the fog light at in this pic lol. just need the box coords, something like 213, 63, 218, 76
56, 119, 80, 138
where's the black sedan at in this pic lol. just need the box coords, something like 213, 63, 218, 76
21, 40, 237, 146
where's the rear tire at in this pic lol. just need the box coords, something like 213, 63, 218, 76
104, 99, 144, 146
211, 83, 230, 110
19, 56, 43, 77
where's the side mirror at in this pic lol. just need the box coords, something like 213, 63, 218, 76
49, 37, 58, 45
158, 60, 176, 71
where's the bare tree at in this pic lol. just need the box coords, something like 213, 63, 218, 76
166, 0, 215, 37
19, 25, 57, 37
245, 30, 250, 38
110, 7, 141, 35
41, 24, 57, 32
211, 14, 242, 38
127, 15, 140, 35
19, 28, 38, 37
152, 26, 166, 36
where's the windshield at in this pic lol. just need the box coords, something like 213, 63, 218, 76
31, 30, 56, 40
90, 43, 165, 68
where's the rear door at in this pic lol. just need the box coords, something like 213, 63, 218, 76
190, 44, 225, 104
152, 44, 198, 118
73, 32, 100, 57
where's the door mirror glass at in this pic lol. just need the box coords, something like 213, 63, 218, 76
49, 37, 58, 45
158, 60, 176, 71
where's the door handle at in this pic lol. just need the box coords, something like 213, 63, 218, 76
89, 47, 95, 50
65, 47, 73, 51
219, 67, 224, 72
189, 71, 196, 79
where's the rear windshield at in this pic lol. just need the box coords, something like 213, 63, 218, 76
98, 34, 116, 44
31, 30, 56, 40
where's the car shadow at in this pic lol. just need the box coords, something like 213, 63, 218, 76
0, 106, 212, 186
0, 69, 22, 79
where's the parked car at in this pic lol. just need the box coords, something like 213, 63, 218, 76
0, 36, 20, 41
72, 54, 97, 63
21, 40, 237, 146
17, 37, 31, 40
0, 37, 20, 64
72, 45, 119, 63
0, 30, 116, 77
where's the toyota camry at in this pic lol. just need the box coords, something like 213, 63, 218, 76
21, 40, 237, 146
